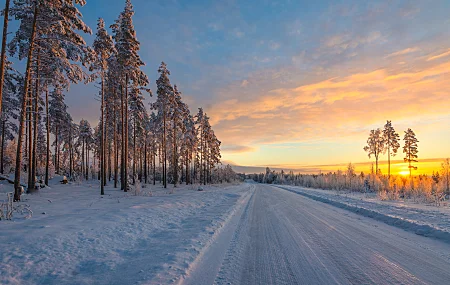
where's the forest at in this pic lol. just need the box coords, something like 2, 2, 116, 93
250, 120, 450, 205
0, 0, 234, 203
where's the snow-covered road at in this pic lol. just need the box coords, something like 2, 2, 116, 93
184, 184, 450, 285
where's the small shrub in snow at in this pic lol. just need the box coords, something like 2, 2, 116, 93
0, 192, 32, 220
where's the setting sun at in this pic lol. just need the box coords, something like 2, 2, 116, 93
399, 171, 410, 176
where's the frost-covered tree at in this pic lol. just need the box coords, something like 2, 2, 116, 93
382, 120, 400, 179
90, 17, 115, 195
195, 110, 220, 185
403, 128, 418, 178
181, 113, 197, 185
79, 119, 92, 180
49, 86, 70, 176
195, 108, 205, 184
111, 0, 148, 192
0, 0, 11, 121
363, 129, 384, 175
207, 128, 221, 183
9, 0, 92, 201
152, 62, 173, 188
8, 0, 38, 200
0, 61, 20, 174
169, 85, 188, 187
129, 87, 148, 184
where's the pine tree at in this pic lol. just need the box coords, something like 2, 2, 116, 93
0, 0, 11, 122
403, 128, 418, 178
383, 120, 400, 179
9, 0, 38, 201
169, 85, 188, 187
111, 0, 149, 192
79, 119, 93, 180
129, 87, 148, 185
363, 128, 384, 176
0, 60, 20, 174
90, 17, 115, 195
49, 86, 70, 176
9, 0, 92, 200
153, 62, 173, 188
181, 113, 197, 185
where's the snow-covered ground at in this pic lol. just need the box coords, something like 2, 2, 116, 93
277, 185, 450, 242
0, 178, 252, 285
3, 181, 450, 284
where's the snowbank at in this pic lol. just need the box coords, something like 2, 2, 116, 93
0, 181, 250, 285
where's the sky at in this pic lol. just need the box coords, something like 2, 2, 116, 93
6, 0, 450, 174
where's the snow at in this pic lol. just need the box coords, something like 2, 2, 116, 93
3, 182, 450, 284
276, 185, 450, 243
0, 179, 251, 285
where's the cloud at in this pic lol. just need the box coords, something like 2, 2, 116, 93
323, 31, 382, 54
427, 49, 450, 61
385, 47, 420, 58
208, 56, 450, 150
222, 145, 256, 153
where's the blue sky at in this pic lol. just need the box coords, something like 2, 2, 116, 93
5, 0, 450, 171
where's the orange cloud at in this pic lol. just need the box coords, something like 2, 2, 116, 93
222, 145, 256, 153
427, 49, 450, 61
385, 47, 420, 58
208, 54, 450, 151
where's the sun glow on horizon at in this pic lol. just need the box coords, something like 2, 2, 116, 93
399, 171, 410, 176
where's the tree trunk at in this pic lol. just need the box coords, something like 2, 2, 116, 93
375, 156, 379, 177
82, 139, 85, 180
153, 146, 156, 185
144, 138, 147, 184
1, 120, 5, 174
132, 117, 136, 185
55, 125, 58, 174
100, 71, 105, 195
27, 77, 33, 192
108, 140, 112, 182
30, 50, 40, 193
124, 74, 129, 192
388, 145, 391, 179
139, 145, 143, 182
69, 129, 73, 179
163, 106, 167, 188
114, 86, 118, 188
86, 145, 89, 180
14, 3, 39, 201
0, 0, 11, 121
173, 116, 177, 187
200, 125, 203, 185
185, 153, 188, 185
103, 112, 107, 186
120, 82, 124, 190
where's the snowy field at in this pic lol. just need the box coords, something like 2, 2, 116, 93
0, 179, 252, 285
2, 181, 450, 284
